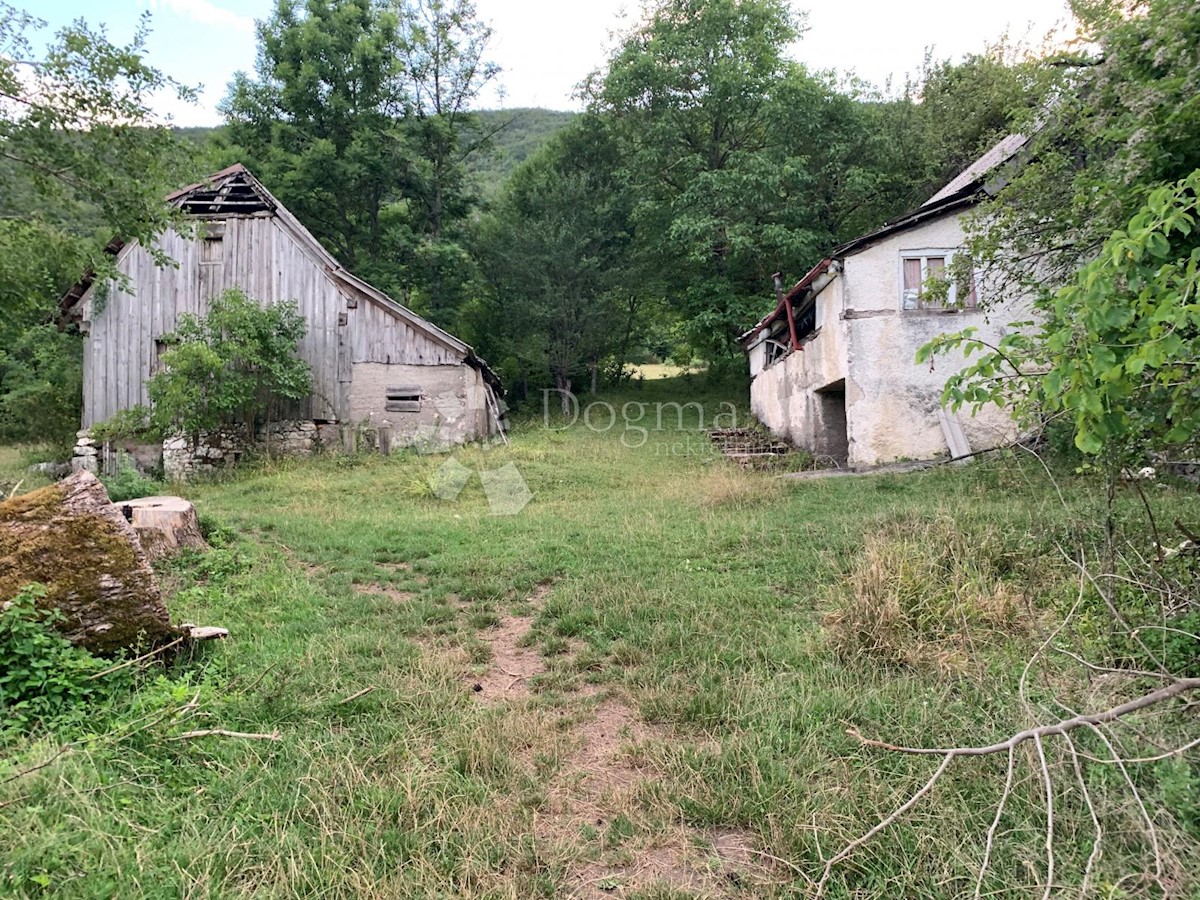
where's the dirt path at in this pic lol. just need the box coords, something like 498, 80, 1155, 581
456, 582, 787, 898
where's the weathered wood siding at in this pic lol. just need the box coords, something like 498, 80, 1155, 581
79, 215, 465, 428
347, 290, 463, 366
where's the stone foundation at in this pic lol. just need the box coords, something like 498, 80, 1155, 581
162, 431, 248, 481
163, 420, 336, 481
73, 420, 342, 482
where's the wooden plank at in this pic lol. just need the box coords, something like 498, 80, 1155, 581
938, 408, 972, 460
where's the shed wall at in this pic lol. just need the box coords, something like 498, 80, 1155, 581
348, 363, 490, 446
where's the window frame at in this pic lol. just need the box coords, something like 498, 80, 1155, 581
385, 385, 422, 413
898, 248, 977, 312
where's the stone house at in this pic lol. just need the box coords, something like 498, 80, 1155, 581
60, 164, 502, 474
739, 135, 1031, 468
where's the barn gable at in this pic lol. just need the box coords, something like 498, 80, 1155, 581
62, 164, 499, 438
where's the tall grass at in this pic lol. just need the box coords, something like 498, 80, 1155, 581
824, 515, 1032, 671
2, 376, 1197, 898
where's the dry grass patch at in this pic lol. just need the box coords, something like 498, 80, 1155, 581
352, 581, 418, 603
824, 515, 1031, 672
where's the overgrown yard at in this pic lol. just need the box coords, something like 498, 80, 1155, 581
3, 380, 1198, 898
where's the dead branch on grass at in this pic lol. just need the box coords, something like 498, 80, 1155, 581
1, 744, 72, 786
336, 686, 376, 704
821, 678, 1200, 898
846, 679, 1200, 757
88, 635, 186, 679
172, 728, 282, 741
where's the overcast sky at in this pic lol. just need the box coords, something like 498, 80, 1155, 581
33, 0, 1076, 127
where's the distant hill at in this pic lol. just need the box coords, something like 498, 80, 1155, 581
171, 108, 577, 197
469, 108, 578, 195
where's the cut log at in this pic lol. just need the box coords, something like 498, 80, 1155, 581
0, 471, 181, 655
120, 496, 208, 561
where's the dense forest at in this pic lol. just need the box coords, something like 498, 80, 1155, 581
1, 0, 1197, 455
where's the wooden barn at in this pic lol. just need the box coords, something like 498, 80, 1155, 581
59, 164, 502, 448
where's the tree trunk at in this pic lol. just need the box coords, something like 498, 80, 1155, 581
0, 472, 181, 655
120, 496, 208, 563
553, 370, 573, 415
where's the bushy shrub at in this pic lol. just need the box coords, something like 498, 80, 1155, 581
100, 463, 165, 503
90, 406, 160, 443
0, 585, 110, 732
0, 325, 83, 452
148, 288, 311, 439
824, 516, 1030, 671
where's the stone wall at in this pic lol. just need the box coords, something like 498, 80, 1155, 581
72, 420, 338, 482
347, 362, 491, 447
162, 420, 334, 481
71, 432, 161, 477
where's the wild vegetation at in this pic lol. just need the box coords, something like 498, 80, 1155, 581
1, 0, 1199, 896
3, 378, 1199, 897
0, 0, 1047, 436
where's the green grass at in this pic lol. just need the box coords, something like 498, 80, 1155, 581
2, 377, 1198, 898
0, 445, 52, 497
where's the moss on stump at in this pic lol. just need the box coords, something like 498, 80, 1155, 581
0, 471, 180, 655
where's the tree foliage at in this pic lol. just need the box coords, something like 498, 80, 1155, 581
923, 0, 1200, 461
0, 4, 196, 446
147, 289, 311, 440
965, 0, 1200, 294
395, 0, 500, 321
222, 0, 410, 295
471, 116, 639, 404
584, 0, 829, 358
0, 4, 195, 259
222, 0, 499, 323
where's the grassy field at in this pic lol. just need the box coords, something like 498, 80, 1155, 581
627, 363, 706, 380
0, 446, 52, 497
2, 378, 1198, 899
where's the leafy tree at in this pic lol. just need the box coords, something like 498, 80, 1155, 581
0, 4, 195, 446
0, 221, 88, 448
147, 289, 312, 440
840, 47, 1049, 237
585, 0, 864, 361
470, 116, 637, 407
965, 0, 1200, 295
221, 0, 412, 296
394, 0, 500, 323
0, 5, 195, 265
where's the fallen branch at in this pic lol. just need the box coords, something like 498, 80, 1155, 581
814, 752, 955, 897
172, 728, 281, 741
88, 635, 186, 680
337, 686, 375, 705
822, 677, 1200, 897
1, 745, 71, 786
738, 846, 808, 878
846, 678, 1200, 757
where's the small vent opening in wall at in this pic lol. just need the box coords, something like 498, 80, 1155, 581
386, 385, 421, 413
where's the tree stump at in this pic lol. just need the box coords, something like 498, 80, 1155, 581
0, 471, 181, 655
120, 496, 208, 562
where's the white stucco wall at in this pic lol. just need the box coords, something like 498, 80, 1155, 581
348, 363, 491, 446
747, 276, 853, 462
747, 209, 1031, 467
